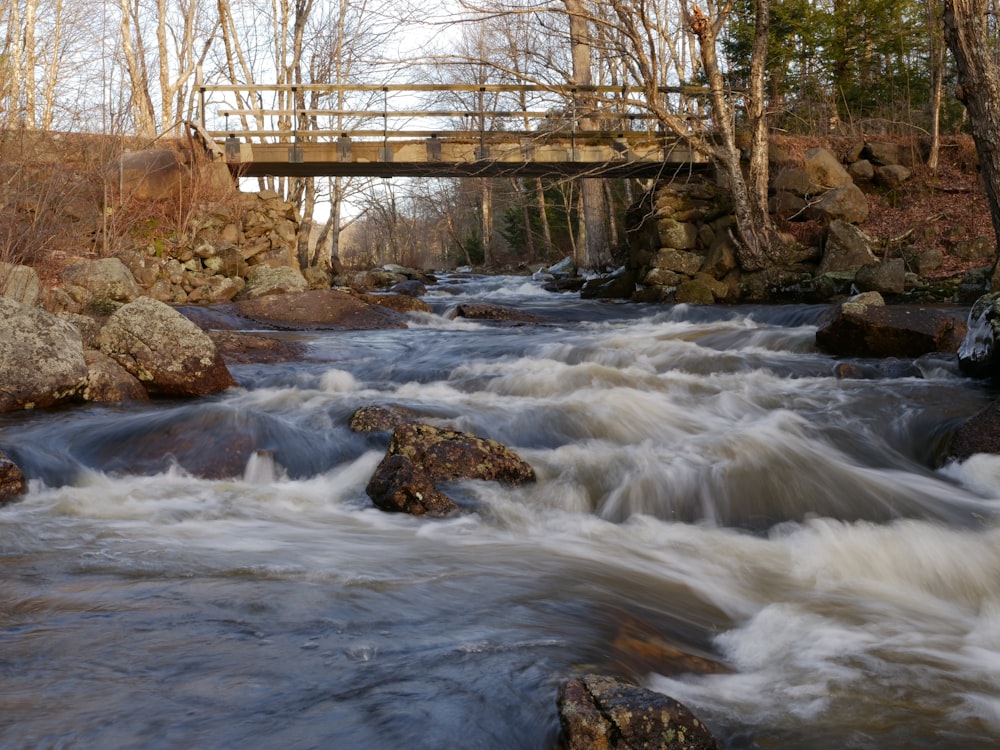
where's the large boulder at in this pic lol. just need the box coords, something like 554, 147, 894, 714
808, 183, 869, 224
817, 220, 878, 276
804, 147, 853, 191
117, 149, 184, 202
235, 265, 309, 300
558, 674, 718, 750
816, 296, 966, 357
0, 262, 41, 305
233, 289, 407, 330
0, 450, 27, 505
958, 292, 1000, 378
98, 296, 237, 396
0, 297, 88, 412
61, 257, 141, 303
854, 258, 906, 295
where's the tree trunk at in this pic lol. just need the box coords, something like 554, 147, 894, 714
927, 0, 947, 172
689, 4, 771, 271
943, 0, 1000, 288
119, 0, 158, 138
563, 0, 609, 270
535, 178, 554, 258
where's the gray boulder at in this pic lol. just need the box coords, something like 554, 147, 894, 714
808, 183, 869, 224
116, 149, 184, 202
0, 297, 88, 412
817, 220, 878, 276
848, 159, 875, 182
81, 350, 150, 403
863, 141, 904, 166
0, 262, 41, 305
875, 164, 912, 189
854, 258, 906, 295
235, 265, 308, 300
98, 296, 237, 396
61, 257, 141, 303
804, 147, 853, 191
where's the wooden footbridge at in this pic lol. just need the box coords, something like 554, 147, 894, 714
194, 77, 710, 180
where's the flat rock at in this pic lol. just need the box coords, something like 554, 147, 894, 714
450, 303, 540, 323
816, 304, 966, 357
208, 331, 306, 363
233, 289, 407, 330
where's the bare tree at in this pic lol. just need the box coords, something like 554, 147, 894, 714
944, 0, 1000, 287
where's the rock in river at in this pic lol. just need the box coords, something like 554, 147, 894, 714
558, 674, 718, 750
0, 450, 26, 505
366, 422, 535, 516
98, 296, 237, 397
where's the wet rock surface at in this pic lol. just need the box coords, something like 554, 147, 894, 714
557, 674, 718, 750
366, 453, 459, 516
366, 422, 535, 516
958, 292, 1000, 378
387, 422, 536, 484
948, 400, 1000, 461
0, 450, 27, 505
349, 405, 420, 433
816, 301, 966, 358
449, 302, 541, 323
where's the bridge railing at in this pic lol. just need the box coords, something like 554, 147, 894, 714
196, 77, 708, 147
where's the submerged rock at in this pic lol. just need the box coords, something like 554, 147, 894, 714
948, 400, 1000, 461
450, 302, 540, 323
558, 674, 718, 750
0, 450, 26, 505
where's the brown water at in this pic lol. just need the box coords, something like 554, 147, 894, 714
1, 275, 998, 749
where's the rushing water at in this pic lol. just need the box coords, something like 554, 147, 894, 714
2, 274, 1000, 749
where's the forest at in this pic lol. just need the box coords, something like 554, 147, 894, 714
0, 0, 995, 275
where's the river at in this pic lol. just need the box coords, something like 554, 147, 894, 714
2, 274, 999, 749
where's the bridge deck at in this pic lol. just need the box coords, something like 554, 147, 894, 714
196, 79, 710, 179
211, 134, 708, 179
